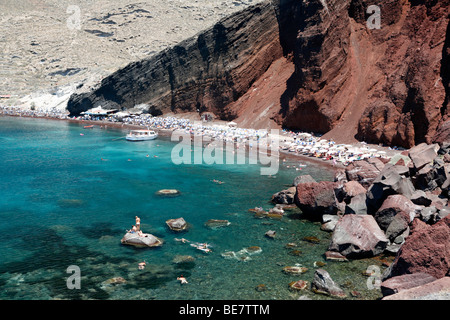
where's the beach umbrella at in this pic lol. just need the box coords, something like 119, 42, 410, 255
299, 133, 312, 138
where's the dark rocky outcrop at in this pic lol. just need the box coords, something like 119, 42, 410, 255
68, 1, 283, 119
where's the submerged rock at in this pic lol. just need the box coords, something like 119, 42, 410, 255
156, 189, 181, 196
265, 230, 276, 239
57, 199, 84, 208
172, 255, 195, 265
282, 266, 308, 275
221, 246, 262, 262
245, 246, 262, 254
102, 277, 126, 286
302, 236, 320, 244
255, 284, 267, 292
324, 251, 348, 262
289, 280, 309, 291
172, 255, 195, 270
204, 219, 230, 229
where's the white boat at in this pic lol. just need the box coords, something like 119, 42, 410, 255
126, 129, 158, 141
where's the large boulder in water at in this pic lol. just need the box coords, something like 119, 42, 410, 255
272, 187, 296, 204
294, 181, 338, 218
166, 217, 188, 231
121, 232, 163, 248
311, 269, 346, 298
328, 214, 388, 258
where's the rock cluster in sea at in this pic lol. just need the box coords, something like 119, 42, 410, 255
273, 142, 450, 299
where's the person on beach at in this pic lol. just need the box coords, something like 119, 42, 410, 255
135, 216, 141, 231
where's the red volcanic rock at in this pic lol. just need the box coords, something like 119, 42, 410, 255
382, 277, 450, 300
345, 160, 381, 188
294, 181, 338, 216
343, 180, 367, 198
384, 215, 450, 280
374, 194, 416, 231
408, 143, 440, 169
381, 273, 437, 297
328, 214, 388, 258
356, 1, 449, 148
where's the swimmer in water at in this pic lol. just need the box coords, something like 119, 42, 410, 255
190, 242, 212, 253
175, 238, 190, 243
138, 261, 146, 270
177, 275, 188, 284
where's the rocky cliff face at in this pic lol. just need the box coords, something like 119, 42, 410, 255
275, 0, 449, 147
67, 1, 283, 120
67, 0, 450, 147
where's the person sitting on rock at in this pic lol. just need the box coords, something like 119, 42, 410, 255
129, 225, 137, 233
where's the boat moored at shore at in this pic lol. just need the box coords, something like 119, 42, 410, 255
126, 129, 158, 141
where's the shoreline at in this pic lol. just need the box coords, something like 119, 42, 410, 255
0, 110, 398, 172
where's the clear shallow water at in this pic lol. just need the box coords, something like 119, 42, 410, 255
0, 117, 387, 300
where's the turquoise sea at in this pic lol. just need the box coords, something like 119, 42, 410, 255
0, 116, 387, 300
